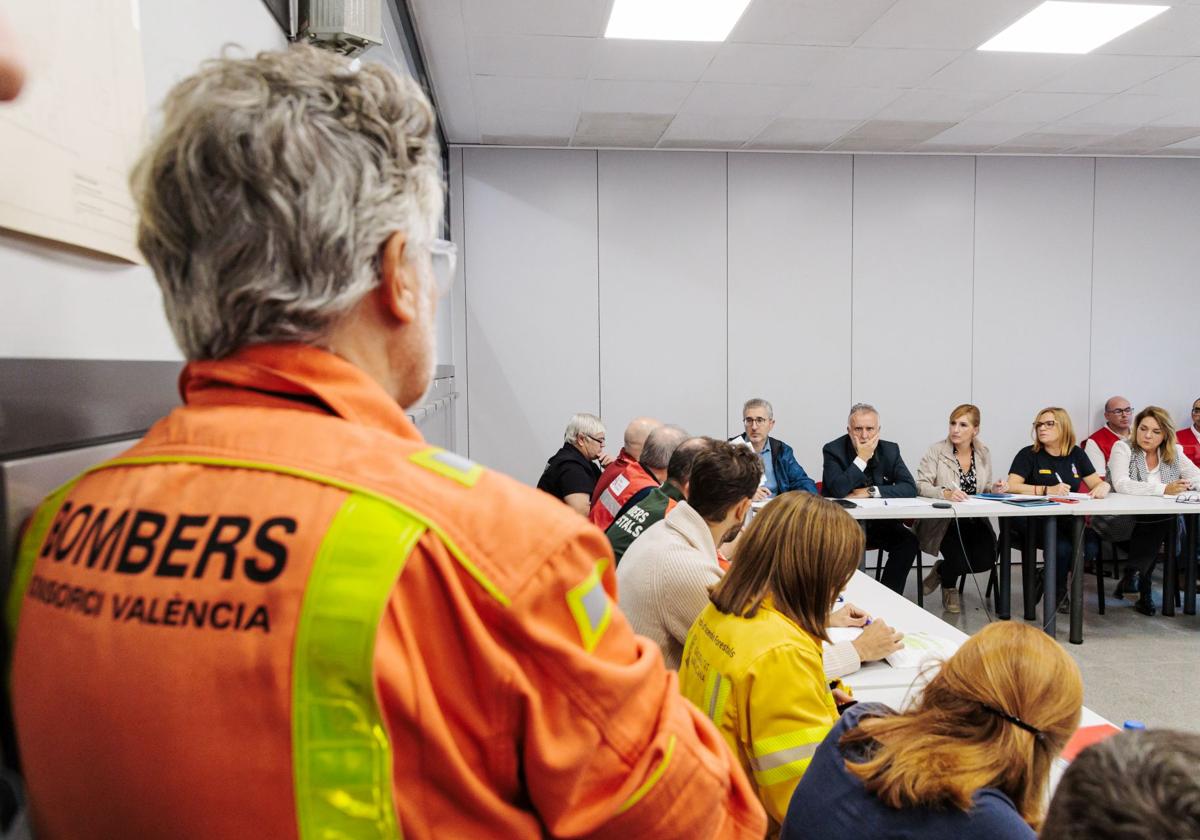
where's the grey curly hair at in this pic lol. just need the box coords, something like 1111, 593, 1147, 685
131, 44, 444, 360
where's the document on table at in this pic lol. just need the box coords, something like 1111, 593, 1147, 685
847, 497, 931, 509
825, 628, 959, 670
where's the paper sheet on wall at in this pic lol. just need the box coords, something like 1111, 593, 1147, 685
0, 0, 146, 262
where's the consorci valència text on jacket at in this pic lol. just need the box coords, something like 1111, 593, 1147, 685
19, 501, 294, 633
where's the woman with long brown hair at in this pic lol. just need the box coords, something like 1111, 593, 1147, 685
782, 621, 1083, 839
1106, 405, 1200, 615
678, 492, 864, 834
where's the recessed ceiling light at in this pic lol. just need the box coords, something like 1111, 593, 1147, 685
604, 0, 753, 42
978, 1, 1168, 54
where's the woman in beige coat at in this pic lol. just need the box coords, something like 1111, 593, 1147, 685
915, 404, 1007, 613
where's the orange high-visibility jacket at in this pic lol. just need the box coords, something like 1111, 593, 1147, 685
7, 344, 766, 840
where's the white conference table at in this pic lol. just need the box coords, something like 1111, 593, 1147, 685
839, 493, 1199, 643
839, 570, 1111, 734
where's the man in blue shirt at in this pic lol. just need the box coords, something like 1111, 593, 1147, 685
731, 398, 818, 500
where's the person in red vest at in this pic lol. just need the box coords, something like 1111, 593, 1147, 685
1177, 397, 1200, 464
1082, 395, 1135, 592
1083, 395, 1133, 477
589, 418, 670, 531
591, 416, 659, 509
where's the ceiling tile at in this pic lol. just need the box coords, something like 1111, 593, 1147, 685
729, 0, 897, 47
825, 136, 923, 151
702, 43, 840, 85
462, 0, 608, 37
911, 144, 996, 153
468, 34, 597, 78
476, 106, 581, 138
777, 86, 902, 120
856, 0, 1039, 50
1162, 134, 1200, 151
1152, 101, 1200, 126
680, 83, 797, 117
471, 75, 586, 112
1095, 5, 1200, 57
808, 47, 961, 88
591, 40, 720, 82
925, 52, 1081, 92
1037, 120, 1129, 136
572, 112, 673, 146
1080, 125, 1200, 152
922, 120, 1044, 145
480, 133, 571, 146
1125, 59, 1200, 97
581, 79, 695, 114
840, 119, 956, 140
409, 0, 479, 142
658, 114, 771, 147
970, 92, 1107, 124
1036, 55, 1187, 95
1064, 95, 1184, 127
746, 117, 861, 148
993, 132, 1100, 151
873, 87, 1007, 121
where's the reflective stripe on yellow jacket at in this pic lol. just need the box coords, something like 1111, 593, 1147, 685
679, 598, 839, 828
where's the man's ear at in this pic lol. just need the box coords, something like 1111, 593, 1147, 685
734, 497, 752, 521
378, 231, 419, 325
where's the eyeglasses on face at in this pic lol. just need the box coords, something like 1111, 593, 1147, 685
743, 416, 770, 426
1106, 407, 1134, 416
1034, 420, 1057, 429
585, 434, 605, 446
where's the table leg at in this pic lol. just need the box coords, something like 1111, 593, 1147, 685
1164, 517, 1178, 618
1023, 522, 1037, 621
1186, 513, 1197, 617
1069, 518, 1085, 645
1042, 517, 1057, 636
998, 518, 1011, 620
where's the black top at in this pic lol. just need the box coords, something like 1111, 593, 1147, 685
958, 451, 978, 495
821, 435, 917, 499
536, 442, 601, 501
782, 703, 1035, 840
1008, 445, 1095, 492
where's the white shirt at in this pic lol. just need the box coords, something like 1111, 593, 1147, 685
1108, 439, 1200, 495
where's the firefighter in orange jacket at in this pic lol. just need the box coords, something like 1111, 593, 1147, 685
6, 46, 766, 839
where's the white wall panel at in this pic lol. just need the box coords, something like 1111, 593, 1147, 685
1092, 158, 1200, 434
447, 146, 468, 454
727, 153, 852, 475
973, 156, 1095, 473
597, 151, 728, 438
463, 147, 599, 484
851, 155, 975, 468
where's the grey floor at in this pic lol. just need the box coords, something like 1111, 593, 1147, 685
898, 561, 1200, 732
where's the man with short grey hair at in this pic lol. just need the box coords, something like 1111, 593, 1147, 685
7, 45, 765, 839
730, 398, 817, 499
537, 413, 613, 515
822, 403, 919, 594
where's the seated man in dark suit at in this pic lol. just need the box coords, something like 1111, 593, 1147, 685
822, 402, 919, 595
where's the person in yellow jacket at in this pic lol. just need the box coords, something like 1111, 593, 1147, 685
680, 492, 865, 833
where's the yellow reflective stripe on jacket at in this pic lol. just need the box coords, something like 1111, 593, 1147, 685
749, 725, 830, 787
5, 480, 79, 651
293, 492, 425, 840
409, 447, 483, 487
81, 455, 509, 606
616, 734, 677, 815
702, 668, 731, 725
565, 559, 612, 653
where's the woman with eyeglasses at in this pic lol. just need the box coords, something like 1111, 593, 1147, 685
1006, 407, 1110, 613
1106, 406, 1200, 615
536, 413, 613, 516
781, 622, 1083, 840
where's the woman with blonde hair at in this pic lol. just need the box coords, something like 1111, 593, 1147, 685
1007, 406, 1110, 612
679, 492, 864, 834
782, 621, 1083, 839
1106, 405, 1200, 615
916, 404, 1007, 613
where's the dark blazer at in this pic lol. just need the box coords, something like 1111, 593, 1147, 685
821, 434, 917, 499
729, 433, 818, 495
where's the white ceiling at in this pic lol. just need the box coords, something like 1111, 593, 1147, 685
409, 0, 1200, 155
